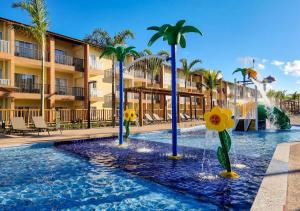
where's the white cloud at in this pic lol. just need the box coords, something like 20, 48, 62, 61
271, 60, 285, 66
283, 60, 300, 76
296, 80, 300, 84
262, 59, 268, 63
257, 63, 265, 70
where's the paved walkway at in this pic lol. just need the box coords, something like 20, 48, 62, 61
0, 120, 204, 148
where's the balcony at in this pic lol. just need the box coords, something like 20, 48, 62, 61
55, 86, 84, 100
15, 46, 46, 61
89, 57, 103, 70
15, 82, 49, 94
90, 88, 102, 97
134, 70, 145, 79
0, 40, 10, 53
55, 55, 84, 72
0, 79, 11, 87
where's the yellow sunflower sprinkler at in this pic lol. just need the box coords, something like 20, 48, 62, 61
124, 108, 137, 139
204, 107, 239, 179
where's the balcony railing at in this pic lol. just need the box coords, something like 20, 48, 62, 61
55, 54, 73, 66
89, 88, 102, 97
134, 71, 145, 79
56, 85, 84, 97
0, 40, 10, 53
89, 58, 103, 70
55, 55, 84, 72
0, 79, 10, 86
15, 46, 49, 61
15, 82, 49, 94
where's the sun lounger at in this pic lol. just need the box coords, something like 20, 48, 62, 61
184, 113, 192, 120
11, 117, 35, 135
144, 113, 155, 124
32, 116, 58, 136
153, 113, 164, 122
167, 113, 172, 121
180, 113, 188, 121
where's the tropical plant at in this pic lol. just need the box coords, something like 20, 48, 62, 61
147, 20, 202, 157
196, 69, 222, 110
179, 58, 201, 112
100, 45, 139, 145
136, 49, 169, 114
275, 90, 287, 109
84, 28, 134, 127
13, 0, 48, 118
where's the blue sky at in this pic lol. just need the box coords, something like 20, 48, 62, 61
1, 0, 300, 92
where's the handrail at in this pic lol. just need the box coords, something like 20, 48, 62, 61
0, 40, 10, 53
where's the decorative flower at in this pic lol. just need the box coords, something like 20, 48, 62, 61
124, 109, 137, 122
204, 107, 234, 132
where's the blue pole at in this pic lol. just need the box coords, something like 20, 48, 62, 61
171, 44, 177, 156
119, 60, 124, 145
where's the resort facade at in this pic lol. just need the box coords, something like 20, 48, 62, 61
0, 17, 256, 124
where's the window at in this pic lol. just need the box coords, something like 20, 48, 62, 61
15, 40, 38, 58
15, 73, 38, 92
55, 49, 67, 64
0, 32, 2, 40
56, 78, 68, 95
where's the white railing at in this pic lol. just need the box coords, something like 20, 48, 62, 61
89, 57, 103, 70
134, 70, 145, 78
55, 54, 73, 66
89, 88, 102, 97
0, 79, 10, 86
190, 82, 197, 87
178, 78, 185, 87
0, 40, 10, 53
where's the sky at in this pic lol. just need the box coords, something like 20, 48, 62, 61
1, 0, 300, 92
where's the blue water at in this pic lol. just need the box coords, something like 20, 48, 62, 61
131, 126, 300, 159
0, 142, 217, 210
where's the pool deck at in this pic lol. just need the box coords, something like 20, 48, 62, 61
251, 141, 300, 211
0, 120, 203, 148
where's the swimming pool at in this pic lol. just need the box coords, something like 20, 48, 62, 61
0, 142, 217, 210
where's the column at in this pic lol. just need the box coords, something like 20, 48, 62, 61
47, 37, 55, 109
84, 44, 90, 108
139, 91, 143, 126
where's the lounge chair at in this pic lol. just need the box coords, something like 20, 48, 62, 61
32, 116, 59, 136
153, 113, 164, 122
144, 113, 155, 124
180, 113, 188, 121
11, 117, 35, 135
167, 113, 172, 121
184, 113, 192, 120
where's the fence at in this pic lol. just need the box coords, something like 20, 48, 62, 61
0, 109, 113, 126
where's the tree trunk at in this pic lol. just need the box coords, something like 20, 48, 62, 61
184, 79, 187, 113
40, 37, 45, 118
151, 73, 154, 115
171, 44, 177, 157
119, 61, 124, 145
112, 56, 116, 127
210, 91, 213, 110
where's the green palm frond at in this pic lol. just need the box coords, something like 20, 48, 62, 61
114, 29, 135, 45
147, 20, 202, 48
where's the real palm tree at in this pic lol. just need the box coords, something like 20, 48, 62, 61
179, 58, 201, 112
147, 20, 202, 157
275, 90, 286, 109
84, 29, 134, 127
13, 0, 48, 118
196, 69, 222, 110
137, 49, 169, 115
100, 45, 139, 145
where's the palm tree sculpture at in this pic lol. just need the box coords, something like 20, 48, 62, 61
197, 69, 222, 109
13, 0, 48, 118
179, 58, 201, 112
147, 20, 202, 158
84, 29, 134, 127
100, 45, 139, 145
136, 49, 169, 115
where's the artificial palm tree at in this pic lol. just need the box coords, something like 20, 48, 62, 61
13, 0, 48, 118
196, 69, 222, 109
84, 29, 134, 127
137, 49, 169, 115
147, 20, 202, 157
100, 45, 139, 145
179, 58, 201, 112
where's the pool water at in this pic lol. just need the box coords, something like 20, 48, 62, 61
0, 142, 217, 210
131, 126, 300, 159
